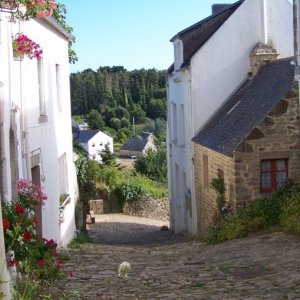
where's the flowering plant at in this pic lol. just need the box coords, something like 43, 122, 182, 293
12, 33, 43, 59
2, 179, 68, 280
19, 0, 57, 19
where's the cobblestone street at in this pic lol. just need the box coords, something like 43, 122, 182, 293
63, 214, 300, 299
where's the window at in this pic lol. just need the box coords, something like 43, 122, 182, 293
92, 143, 95, 147
37, 58, 46, 116
260, 159, 288, 193
55, 64, 62, 111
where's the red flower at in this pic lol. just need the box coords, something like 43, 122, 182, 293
51, 249, 58, 256
37, 258, 46, 268
15, 203, 25, 214
46, 239, 57, 248
2, 219, 10, 230
32, 216, 39, 225
22, 230, 32, 241
7, 258, 19, 267
68, 271, 74, 277
56, 260, 64, 270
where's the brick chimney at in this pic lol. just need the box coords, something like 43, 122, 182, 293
250, 43, 278, 76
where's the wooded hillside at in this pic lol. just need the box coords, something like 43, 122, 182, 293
70, 67, 167, 142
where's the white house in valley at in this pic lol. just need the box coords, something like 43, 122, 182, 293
76, 130, 114, 162
0, 4, 77, 296
167, 0, 293, 235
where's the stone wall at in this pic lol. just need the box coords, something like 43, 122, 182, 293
194, 86, 300, 233
194, 144, 235, 232
234, 86, 300, 206
123, 197, 169, 221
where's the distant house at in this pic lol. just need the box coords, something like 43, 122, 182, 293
193, 52, 300, 232
76, 130, 113, 162
120, 132, 156, 158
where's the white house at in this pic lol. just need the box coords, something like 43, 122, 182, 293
0, 4, 77, 295
76, 130, 114, 162
167, 0, 293, 235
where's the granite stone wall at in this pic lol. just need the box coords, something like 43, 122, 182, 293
123, 197, 169, 222
194, 86, 300, 233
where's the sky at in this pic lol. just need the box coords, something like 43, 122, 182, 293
62, 0, 238, 73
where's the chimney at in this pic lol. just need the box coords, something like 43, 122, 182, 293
250, 43, 278, 76
211, 4, 231, 14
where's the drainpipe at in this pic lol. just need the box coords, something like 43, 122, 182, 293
294, 0, 300, 117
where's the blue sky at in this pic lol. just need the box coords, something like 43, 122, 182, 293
61, 1, 248, 73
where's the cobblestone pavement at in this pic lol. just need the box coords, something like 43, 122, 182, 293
63, 214, 300, 300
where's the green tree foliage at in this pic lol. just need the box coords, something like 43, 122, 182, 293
70, 67, 167, 123
86, 109, 105, 130
100, 144, 116, 167
134, 146, 167, 184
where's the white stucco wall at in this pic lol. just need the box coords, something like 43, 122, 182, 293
167, 70, 197, 234
191, 0, 293, 135
167, 0, 293, 236
0, 14, 76, 247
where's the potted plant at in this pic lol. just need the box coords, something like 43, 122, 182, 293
12, 33, 43, 60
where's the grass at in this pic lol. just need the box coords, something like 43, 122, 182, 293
68, 231, 93, 249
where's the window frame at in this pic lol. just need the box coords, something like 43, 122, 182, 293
260, 159, 288, 193
37, 57, 46, 116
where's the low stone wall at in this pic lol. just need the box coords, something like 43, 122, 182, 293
123, 197, 169, 221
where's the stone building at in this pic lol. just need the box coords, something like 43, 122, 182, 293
192, 46, 300, 232
120, 132, 156, 158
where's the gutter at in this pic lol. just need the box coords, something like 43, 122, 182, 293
42, 17, 74, 41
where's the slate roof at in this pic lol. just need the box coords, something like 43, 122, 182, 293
121, 139, 148, 152
168, 0, 243, 73
76, 130, 99, 143
192, 58, 295, 157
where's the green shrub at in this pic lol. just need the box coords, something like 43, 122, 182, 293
203, 180, 300, 244
280, 192, 300, 233
116, 182, 147, 205
129, 175, 167, 199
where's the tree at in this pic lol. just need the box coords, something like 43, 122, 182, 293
134, 146, 167, 184
86, 109, 105, 130
100, 144, 116, 167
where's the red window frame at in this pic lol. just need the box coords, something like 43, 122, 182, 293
260, 159, 288, 193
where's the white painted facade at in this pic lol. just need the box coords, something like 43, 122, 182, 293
79, 131, 114, 163
167, 0, 293, 235
0, 5, 76, 269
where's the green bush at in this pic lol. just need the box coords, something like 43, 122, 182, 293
280, 192, 300, 233
130, 175, 167, 199
203, 180, 300, 244
116, 182, 147, 205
